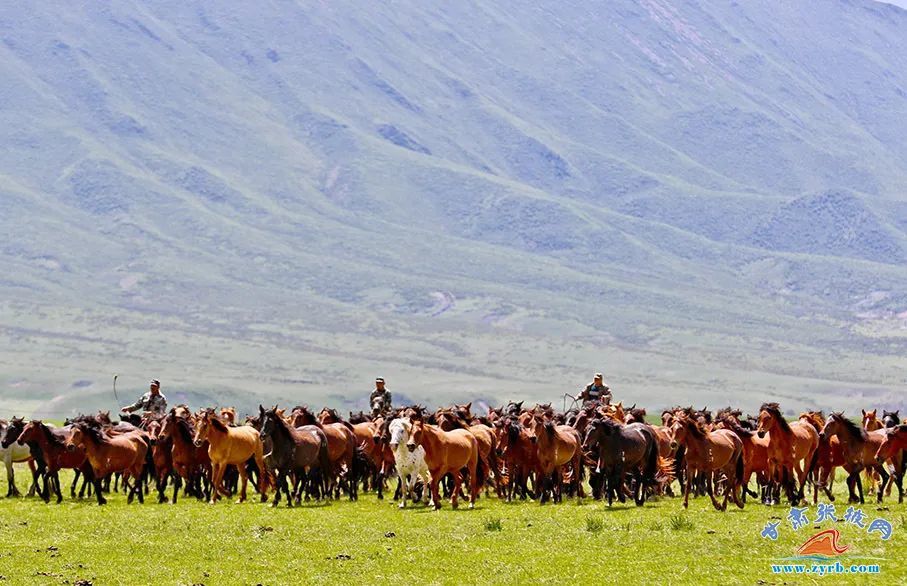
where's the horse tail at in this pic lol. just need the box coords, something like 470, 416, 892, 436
735, 446, 744, 484
317, 431, 331, 494
475, 453, 487, 488
804, 443, 820, 482
656, 456, 675, 481
644, 436, 658, 484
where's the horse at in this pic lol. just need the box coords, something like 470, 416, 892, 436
582, 417, 658, 506
158, 409, 211, 503
0, 419, 38, 497
875, 424, 907, 503
670, 415, 744, 511
796, 411, 843, 503
861, 409, 885, 493
527, 414, 583, 504
16, 420, 92, 503
193, 409, 268, 504
436, 409, 499, 497
756, 402, 819, 505
387, 418, 432, 507
66, 422, 148, 505
408, 419, 478, 509
880, 410, 905, 499
716, 415, 771, 504
495, 416, 538, 502
145, 417, 173, 503
820, 412, 891, 504
292, 407, 358, 500
259, 406, 330, 507
220, 407, 238, 426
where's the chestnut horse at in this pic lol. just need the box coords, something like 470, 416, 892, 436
66, 422, 148, 505
861, 409, 885, 493
193, 410, 268, 504
820, 412, 890, 504
17, 421, 92, 504
670, 415, 744, 511
495, 416, 538, 502
797, 411, 843, 503
159, 410, 212, 503
716, 415, 770, 504
408, 419, 478, 509
527, 415, 582, 504
875, 423, 907, 503
436, 409, 498, 497
756, 403, 818, 505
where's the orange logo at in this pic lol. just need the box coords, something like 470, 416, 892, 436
797, 529, 850, 557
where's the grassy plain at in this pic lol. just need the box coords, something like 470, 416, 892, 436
0, 470, 904, 585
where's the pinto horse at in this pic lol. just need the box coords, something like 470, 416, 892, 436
820, 412, 891, 504
66, 422, 148, 505
756, 403, 818, 505
158, 410, 211, 503
527, 415, 582, 504
670, 415, 744, 511
259, 406, 330, 507
194, 410, 268, 504
0, 419, 38, 497
583, 417, 658, 506
387, 418, 432, 508
408, 419, 478, 509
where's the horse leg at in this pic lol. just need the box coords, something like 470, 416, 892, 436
172, 474, 182, 504
682, 467, 691, 509
450, 471, 461, 509
237, 465, 249, 503
705, 470, 720, 511
398, 472, 408, 508
26, 460, 38, 497
430, 473, 442, 510
5, 456, 18, 497
52, 471, 63, 504
877, 465, 889, 503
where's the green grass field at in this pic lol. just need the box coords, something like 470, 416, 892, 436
0, 470, 903, 585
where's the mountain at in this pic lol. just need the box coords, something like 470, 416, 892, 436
2, 0, 907, 418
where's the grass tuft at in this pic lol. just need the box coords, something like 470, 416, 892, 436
484, 517, 503, 532
669, 514, 694, 531
585, 516, 604, 533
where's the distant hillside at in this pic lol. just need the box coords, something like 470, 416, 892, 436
2, 0, 907, 417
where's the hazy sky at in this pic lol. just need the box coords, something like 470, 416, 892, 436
880, 0, 907, 8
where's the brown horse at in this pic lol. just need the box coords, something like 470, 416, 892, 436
291, 407, 357, 500
159, 409, 212, 503
875, 424, 907, 503
495, 416, 538, 501
797, 411, 843, 503
145, 418, 173, 503
18, 421, 92, 504
66, 422, 148, 505
756, 403, 818, 505
820, 412, 890, 504
436, 409, 500, 497
716, 415, 770, 504
408, 419, 478, 509
193, 410, 267, 504
527, 415, 582, 503
861, 409, 884, 493
670, 415, 744, 511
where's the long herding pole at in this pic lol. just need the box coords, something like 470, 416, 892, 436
113, 374, 119, 404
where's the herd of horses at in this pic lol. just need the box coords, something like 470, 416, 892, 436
1, 399, 906, 512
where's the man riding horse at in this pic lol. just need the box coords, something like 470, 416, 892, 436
370, 377, 392, 417
579, 373, 611, 405
121, 379, 168, 417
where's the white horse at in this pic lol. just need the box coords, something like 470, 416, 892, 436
0, 420, 37, 497
388, 418, 431, 508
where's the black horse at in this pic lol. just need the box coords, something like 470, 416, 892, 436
583, 417, 658, 506
259, 406, 331, 507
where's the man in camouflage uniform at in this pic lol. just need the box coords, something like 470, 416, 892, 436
121, 379, 168, 416
579, 373, 612, 405
369, 377, 392, 416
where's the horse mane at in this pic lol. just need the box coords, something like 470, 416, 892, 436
760, 402, 791, 434
505, 418, 522, 442
627, 407, 647, 421
799, 411, 825, 429
207, 412, 229, 432
174, 416, 194, 444
75, 421, 108, 445
37, 421, 66, 447
831, 412, 867, 440
719, 416, 753, 437
682, 417, 706, 439
266, 409, 296, 436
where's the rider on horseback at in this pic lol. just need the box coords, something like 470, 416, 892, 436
121, 379, 168, 416
370, 377, 392, 416
579, 373, 611, 405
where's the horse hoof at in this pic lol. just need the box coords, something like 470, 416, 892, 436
468, 503, 474, 509
398, 503, 406, 509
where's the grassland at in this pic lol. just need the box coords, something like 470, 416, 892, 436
0, 470, 903, 585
